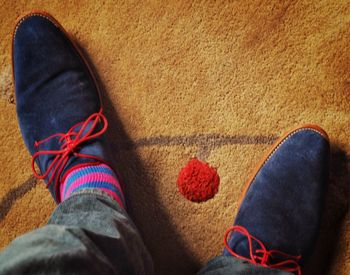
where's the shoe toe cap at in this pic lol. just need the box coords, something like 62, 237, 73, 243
13, 13, 80, 91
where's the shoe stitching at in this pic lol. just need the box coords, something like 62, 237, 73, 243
14, 13, 59, 39
250, 128, 327, 185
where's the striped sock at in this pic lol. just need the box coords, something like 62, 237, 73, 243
60, 164, 125, 209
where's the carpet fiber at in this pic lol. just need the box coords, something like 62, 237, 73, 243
0, 1, 349, 274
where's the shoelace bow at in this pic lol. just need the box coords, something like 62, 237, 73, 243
224, 226, 302, 275
32, 109, 108, 202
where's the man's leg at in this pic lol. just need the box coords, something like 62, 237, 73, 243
0, 191, 153, 274
0, 11, 153, 274
199, 125, 330, 274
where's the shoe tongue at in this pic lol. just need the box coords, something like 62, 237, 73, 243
223, 230, 263, 259
224, 231, 290, 265
225, 231, 256, 258
34, 120, 109, 201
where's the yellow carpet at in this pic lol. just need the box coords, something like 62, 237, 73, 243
0, 1, 349, 274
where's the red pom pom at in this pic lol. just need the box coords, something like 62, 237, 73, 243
177, 158, 220, 202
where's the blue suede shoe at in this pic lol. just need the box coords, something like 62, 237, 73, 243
13, 11, 112, 203
223, 125, 330, 274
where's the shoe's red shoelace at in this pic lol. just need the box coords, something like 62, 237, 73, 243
224, 226, 302, 275
32, 109, 108, 202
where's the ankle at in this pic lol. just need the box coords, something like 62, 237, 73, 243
60, 163, 125, 209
